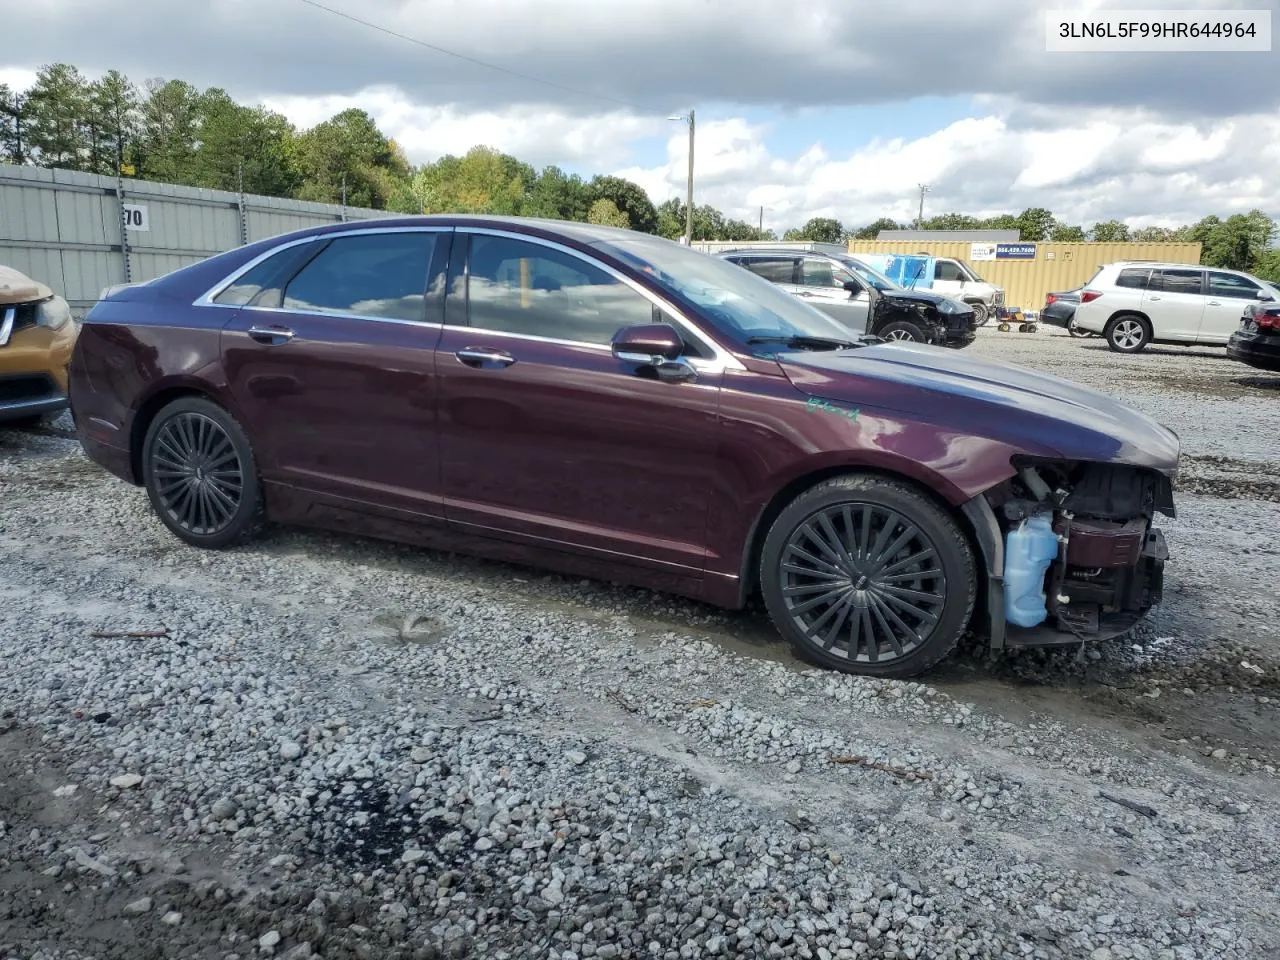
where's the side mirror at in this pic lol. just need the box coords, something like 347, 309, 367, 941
611, 322, 684, 363
842, 279, 863, 295
611, 323, 696, 383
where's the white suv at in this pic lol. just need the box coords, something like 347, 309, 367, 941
1073, 261, 1277, 353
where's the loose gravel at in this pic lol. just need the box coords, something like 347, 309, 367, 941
2, 326, 1278, 959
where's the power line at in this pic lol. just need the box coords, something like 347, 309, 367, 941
296, 0, 647, 112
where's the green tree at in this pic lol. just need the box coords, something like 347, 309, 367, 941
24, 63, 92, 169
1198, 210, 1275, 271
524, 165, 591, 221
587, 175, 658, 233
1252, 249, 1280, 284
293, 108, 409, 209
1090, 219, 1130, 242
980, 214, 1020, 230
851, 217, 900, 240
786, 216, 844, 244
1130, 225, 1180, 242
136, 78, 202, 183
1015, 207, 1055, 241
1049, 223, 1085, 241
86, 70, 140, 175
192, 89, 298, 196
0, 84, 24, 163
921, 212, 981, 231
410, 145, 526, 215
587, 198, 630, 228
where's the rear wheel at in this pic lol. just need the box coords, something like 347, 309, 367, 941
876, 319, 928, 343
141, 397, 264, 549
1105, 314, 1151, 353
1068, 319, 1091, 338
759, 475, 977, 678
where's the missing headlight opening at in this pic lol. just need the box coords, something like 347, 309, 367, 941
989, 460, 1173, 646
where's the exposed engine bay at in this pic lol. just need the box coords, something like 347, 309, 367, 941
983, 460, 1174, 646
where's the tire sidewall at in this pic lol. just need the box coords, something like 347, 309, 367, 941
970, 303, 988, 326
1106, 314, 1150, 353
141, 397, 262, 549
759, 478, 976, 678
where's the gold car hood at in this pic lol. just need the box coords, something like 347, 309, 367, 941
0, 265, 53, 305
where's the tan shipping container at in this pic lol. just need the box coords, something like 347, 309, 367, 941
844, 240, 1204, 312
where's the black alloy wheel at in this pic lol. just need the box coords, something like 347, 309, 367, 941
142, 397, 264, 548
760, 475, 976, 677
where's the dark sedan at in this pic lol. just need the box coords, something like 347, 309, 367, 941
69, 216, 1180, 678
1039, 288, 1091, 337
1227, 299, 1280, 372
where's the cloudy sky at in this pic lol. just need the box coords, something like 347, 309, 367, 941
3, 0, 1278, 233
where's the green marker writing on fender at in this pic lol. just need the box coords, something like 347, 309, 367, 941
805, 397, 860, 422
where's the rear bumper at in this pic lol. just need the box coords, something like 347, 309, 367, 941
1039, 304, 1077, 329
1227, 329, 1280, 371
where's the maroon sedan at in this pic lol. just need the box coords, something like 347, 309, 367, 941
69, 216, 1180, 677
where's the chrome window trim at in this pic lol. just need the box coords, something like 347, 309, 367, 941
191, 225, 455, 308
191, 222, 743, 372
461, 226, 745, 371
231, 303, 439, 329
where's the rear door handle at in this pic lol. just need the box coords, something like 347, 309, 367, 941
1147, 296, 1162, 301
456, 347, 516, 368
247, 324, 295, 344
1207, 301, 1222, 306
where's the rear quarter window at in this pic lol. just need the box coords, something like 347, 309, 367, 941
1114, 268, 1151, 290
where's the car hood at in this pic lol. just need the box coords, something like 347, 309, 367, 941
877, 288, 952, 307
0, 265, 53, 305
777, 342, 1180, 474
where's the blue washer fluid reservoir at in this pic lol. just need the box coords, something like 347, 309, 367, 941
1004, 514, 1060, 628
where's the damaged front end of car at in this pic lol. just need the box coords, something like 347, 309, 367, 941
962, 459, 1175, 651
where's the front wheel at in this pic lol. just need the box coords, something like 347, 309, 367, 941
970, 303, 989, 326
759, 475, 977, 678
1105, 314, 1151, 353
141, 396, 265, 549
876, 319, 928, 343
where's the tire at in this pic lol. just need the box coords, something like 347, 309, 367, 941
876, 319, 929, 343
1068, 320, 1090, 338
969, 303, 989, 326
1105, 314, 1151, 353
759, 474, 977, 678
998, 322, 1011, 332
141, 396, 265, 549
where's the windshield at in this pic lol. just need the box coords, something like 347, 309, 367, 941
602, 236, 863, 346
834, 255, 898, 292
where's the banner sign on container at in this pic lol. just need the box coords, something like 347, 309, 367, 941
996, 242, 1037, 259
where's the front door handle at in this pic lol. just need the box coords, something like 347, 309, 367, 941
1147, 296, 1162, 301
1207, 300, 1222, 306
456, 347, 516, 368
247, 324, 295, 344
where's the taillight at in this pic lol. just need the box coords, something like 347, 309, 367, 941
1257, 313, 1280, 331
1080, 290, 1103, 303
1045, 293, 1057, 305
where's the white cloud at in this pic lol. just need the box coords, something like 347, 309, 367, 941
261, 87, 662, 169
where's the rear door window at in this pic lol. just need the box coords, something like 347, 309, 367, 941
282, 232, 439, 322
738, 258, 798, 284
1147, 269, 1204, 296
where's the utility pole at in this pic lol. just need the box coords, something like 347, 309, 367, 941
669, 109, 695, 244
759, 206, 763, 233
916, 183, 931, 229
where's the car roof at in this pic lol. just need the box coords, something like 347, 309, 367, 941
715, 247, 845, 258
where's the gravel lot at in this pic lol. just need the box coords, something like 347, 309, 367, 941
2, 326, 1278, 960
